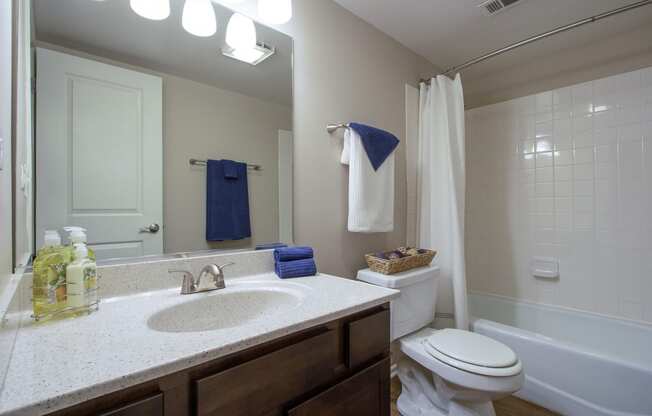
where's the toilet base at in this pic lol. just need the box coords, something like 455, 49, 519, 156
396, 358, 498, 416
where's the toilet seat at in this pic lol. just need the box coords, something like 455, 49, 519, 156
423, 329, 522, 377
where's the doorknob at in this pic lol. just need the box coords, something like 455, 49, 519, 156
140, 223, 161, 233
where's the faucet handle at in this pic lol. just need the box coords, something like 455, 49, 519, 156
169, 269, 196, 295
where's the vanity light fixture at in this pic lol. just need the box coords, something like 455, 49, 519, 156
226, 13, 257, 50
182, 0, 217, 37
221, 42, 275, 66
258, 0, 292, 24
130, 0, 170, 21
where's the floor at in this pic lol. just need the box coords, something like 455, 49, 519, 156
390, 377, 558, 416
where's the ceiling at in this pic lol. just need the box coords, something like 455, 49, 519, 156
33, 0, 293, 106
332, 0, 652, 80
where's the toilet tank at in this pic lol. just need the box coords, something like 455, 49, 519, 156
357, 265, 440, 341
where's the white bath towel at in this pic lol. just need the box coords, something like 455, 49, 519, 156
341, 128, 394, 233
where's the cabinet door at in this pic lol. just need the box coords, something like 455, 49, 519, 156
287, 358, 390, 416
98, 394, 163, 416
346, 309, 390, 369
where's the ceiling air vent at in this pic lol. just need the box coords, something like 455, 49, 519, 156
479, 0, 522, 16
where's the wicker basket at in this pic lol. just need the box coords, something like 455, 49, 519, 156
364, 248, 436, 275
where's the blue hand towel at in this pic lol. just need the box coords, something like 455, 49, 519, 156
274, 246, 314, 262
275, 258, 317, 279
256, 242, 288, 250
206, 159, 251, 241
349, 122, 400, 171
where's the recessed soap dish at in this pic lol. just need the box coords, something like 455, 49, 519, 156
530, 257, 559, 280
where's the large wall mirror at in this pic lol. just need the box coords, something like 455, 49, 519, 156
16, 0, 293, 264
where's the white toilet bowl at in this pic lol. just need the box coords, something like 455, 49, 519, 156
397, 328, 523, 416
356, 266, 523, 416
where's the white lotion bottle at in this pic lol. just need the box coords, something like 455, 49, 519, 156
64, 227, 96, 312
66, 243, 87, 309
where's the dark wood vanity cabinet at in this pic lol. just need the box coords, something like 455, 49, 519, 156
49, 305, 391, 416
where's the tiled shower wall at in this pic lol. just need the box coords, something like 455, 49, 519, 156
466, 67, 652, 323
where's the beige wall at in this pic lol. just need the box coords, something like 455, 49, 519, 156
13, 0, 32, 269
222, 0, 435, 278
292, 1, 436, 278
0, 0, 15, 390
163, 75, 292, 253
464, 23, 652, 109
0, 0, 13, 288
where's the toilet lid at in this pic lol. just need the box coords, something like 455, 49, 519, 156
425, 329, 520, 376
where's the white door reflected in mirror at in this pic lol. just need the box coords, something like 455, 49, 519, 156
35, 48, 164, 260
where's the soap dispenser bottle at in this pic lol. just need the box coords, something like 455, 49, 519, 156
64, 227, 98, 314
32, 230, 72, 320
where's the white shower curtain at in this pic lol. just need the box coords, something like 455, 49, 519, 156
417, 74, 468, 330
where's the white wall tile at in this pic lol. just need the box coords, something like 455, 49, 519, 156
536, 151, 553, 167
574, 147, 595, 165
466, 67, 652, 324
555, 166, 573, 181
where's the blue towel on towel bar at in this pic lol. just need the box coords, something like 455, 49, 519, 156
206, 159, 251, 241
349, 122, 399, 171
273, 246, 314, 262
275, 258, 317, 279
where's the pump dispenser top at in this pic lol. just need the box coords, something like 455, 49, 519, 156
64, 226, 87, 244
43, 230, 62, 247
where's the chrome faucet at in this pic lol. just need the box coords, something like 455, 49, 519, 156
168, 263, 234, 295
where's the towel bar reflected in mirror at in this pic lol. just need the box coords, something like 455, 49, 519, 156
189, 158, 262, 172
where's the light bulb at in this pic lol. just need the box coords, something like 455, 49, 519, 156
226, 13, 257, 50
258, 0, 292, 24
130, 0, 170, 21
182, 0, 217, 37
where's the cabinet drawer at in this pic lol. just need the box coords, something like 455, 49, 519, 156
346, 308, 390, 369
195, 329, 339, 416
98, 393, 163, 416
287, 357, 390, 416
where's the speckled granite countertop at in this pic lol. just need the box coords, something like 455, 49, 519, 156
0, 273, 398, 416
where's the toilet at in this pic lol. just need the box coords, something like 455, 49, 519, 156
357, 265, 523, 416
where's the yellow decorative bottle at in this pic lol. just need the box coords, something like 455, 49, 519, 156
32, 230, 72, 321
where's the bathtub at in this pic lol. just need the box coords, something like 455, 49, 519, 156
468, 292, 652, 416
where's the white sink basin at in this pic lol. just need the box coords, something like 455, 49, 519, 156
147, 283, 305, 333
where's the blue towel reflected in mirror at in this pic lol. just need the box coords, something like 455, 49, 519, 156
206, 159, 251, 241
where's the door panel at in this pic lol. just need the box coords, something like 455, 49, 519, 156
36, 48, 163, 259
70, 77, 142, 212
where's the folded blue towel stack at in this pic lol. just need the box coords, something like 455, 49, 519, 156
273, 246, 317, 279
274, 246, 314, 262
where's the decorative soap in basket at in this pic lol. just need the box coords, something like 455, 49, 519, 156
364, 247, 436, 275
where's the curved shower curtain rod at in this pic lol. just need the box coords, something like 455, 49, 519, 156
421, 0, 652, 84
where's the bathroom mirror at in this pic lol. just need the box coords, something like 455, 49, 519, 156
20, 0, 293, 263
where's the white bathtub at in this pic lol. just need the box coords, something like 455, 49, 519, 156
468, 292, 652, 416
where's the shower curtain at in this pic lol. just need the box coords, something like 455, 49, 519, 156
417, 74, 468, 330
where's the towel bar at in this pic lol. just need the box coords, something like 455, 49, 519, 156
189, 158, 262, 171
326, 123, 349, 134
